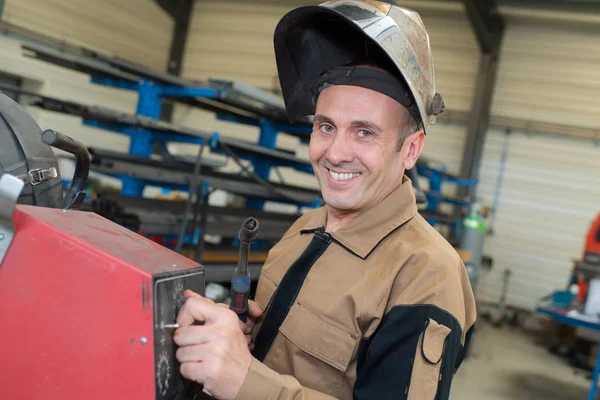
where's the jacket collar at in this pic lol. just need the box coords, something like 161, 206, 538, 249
301, 176, 418, 259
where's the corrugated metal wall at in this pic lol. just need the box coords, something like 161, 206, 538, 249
477, 19, 600, 311
178, 1, 478, 193
2, 0, 172, 70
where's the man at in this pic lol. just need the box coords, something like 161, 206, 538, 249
174, 1, 476, 399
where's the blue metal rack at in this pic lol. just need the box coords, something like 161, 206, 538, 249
415, 161, 478, 236
82, 75, 314, 211
22, 43, 479, 241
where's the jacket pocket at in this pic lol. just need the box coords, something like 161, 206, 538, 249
276, 301, 359, 395
407, 318, 452, 400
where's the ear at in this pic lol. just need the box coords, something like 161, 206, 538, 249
402, 130, 425, 170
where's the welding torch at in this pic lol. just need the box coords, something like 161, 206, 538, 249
230, 217, 259, 322
161, 217, 259, 330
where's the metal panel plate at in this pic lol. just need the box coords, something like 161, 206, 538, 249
153, 268, 205, 400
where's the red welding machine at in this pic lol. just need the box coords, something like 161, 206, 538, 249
0, 203, 206, 399
0, 94, 210, 399
585, 213, 600, 265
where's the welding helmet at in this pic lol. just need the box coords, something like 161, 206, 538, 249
274, 0, 445, 133
0, 91, 63, 207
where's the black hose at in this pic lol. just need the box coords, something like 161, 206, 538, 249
175, 140, 208, 253
41, 129, 90, 210
218, 141, 301, 203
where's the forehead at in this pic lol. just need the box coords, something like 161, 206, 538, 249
314, 85, 405, 126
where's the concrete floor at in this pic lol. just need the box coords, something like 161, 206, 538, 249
451, 322, 593, 399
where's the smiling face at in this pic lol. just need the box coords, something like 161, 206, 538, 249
309, 85, 424, 215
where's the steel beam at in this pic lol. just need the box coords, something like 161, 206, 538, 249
463, 0, 505, 54
159, 0, 193, 122
155, 0, 177, 18
459, 0, 505, 203
459, 52, 500, 186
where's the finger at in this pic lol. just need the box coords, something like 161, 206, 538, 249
248, 300, 264, 318
176, 343, 211, 363
173, 325, 216, 347
180, 361, 208, 384
245, 334, 252, 346
184, 290, 207, 300
241, 320, 254, 335
177, 297, 234, 327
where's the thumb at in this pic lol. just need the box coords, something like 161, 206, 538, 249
176, 296, 224, 327
248, 300, 264, 318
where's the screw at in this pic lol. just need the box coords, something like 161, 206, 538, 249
140, 337, 148, 345
172, 264, 179, 269
0, 234, 4, 240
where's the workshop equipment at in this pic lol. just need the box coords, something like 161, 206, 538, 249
0, 190, 206, 400
0, 91, 63, 207
584, 213, 600, 265
230, 217, 260, 322
0, 93, 208, 399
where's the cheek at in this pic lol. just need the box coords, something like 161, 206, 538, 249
355, 146, 384, 173
308, 135, 327, 163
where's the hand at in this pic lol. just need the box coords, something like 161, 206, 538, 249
243, 300, 264, 351
174, 290, 252, 400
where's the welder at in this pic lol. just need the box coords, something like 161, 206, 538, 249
174, 1, 477, 399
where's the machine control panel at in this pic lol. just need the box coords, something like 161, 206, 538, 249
153, 268, 206, 400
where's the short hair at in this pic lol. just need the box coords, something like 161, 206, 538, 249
396, 106, 420, 152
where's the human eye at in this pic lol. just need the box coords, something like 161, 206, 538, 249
319, 124, 335, 134
357, 129, 373, 138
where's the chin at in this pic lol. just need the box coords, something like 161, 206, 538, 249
322, 193, 357, 211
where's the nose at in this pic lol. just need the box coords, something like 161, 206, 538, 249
325, 131, 354, 165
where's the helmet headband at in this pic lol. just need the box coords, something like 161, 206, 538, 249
311, 66, 422, 128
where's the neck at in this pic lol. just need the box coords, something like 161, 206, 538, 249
325, 208, 360, 233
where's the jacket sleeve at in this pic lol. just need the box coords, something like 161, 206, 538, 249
234, 357, 339, 400
352, 304, 473, 400
352, 251, 476, 400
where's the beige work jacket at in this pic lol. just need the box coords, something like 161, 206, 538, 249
235, 177, 476, 400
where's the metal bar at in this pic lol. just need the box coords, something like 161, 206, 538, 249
247, 120, 278, 210
28, 93, 309, 169
161, 86, 220, 98
136, 80, 163, 119
82, 118, 313, 173
91, 77, 139, 91
22, 43, 140, 83
463, 0, 505, 53
489, 129, 511, 233
194, 189, 211, 263
589, 347, 600, 400
87, 147, 223, 170
165, 0, 193, 76
458, 0, 505, 207
155, 0, 176, 18
458, 52, 500, 191
91, 161, 320, 206
216, 114, 261, 128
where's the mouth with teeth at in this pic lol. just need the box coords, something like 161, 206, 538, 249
327, 168, 361, 183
